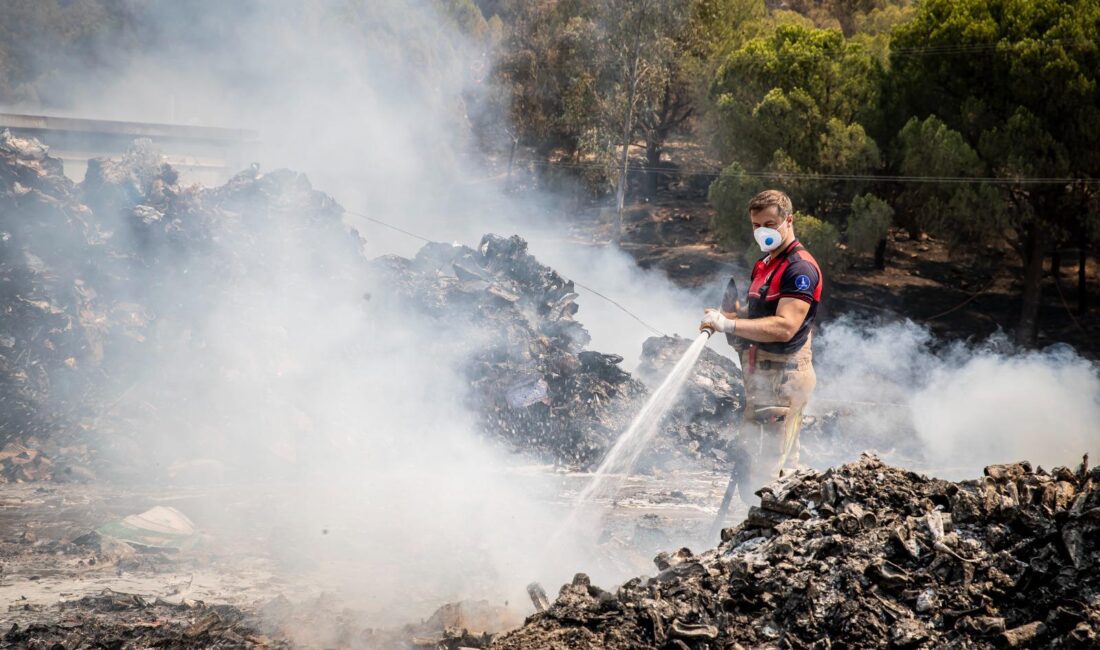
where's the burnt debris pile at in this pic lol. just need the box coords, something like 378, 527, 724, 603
0, 130, 362, 476
635, 336, 745, 471
0, 132, 743, 475
370, 234, 649, 467
372, 237, 745, 468
494, 454, 1100, 649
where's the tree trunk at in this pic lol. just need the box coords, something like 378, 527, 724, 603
615, 97, 637, 242
1016, 223, 1046, 345
614, 37, 642, 244
505, 136, 518, 192
644, 138, 661, 198
873, 237, 887, 270
1080, 241, 1089, 315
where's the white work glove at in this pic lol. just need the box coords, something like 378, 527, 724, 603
699, 308, 735, 335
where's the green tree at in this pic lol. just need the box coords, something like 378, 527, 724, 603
708, 161, 765, 249
0, 1, 143, 105
494, 0, 767, 211
493, 2, 605, 160
795, 212, 843, 273
681, 0, 768, 146
781, 0, 914, 36
599, 0, 690, 237
711, 25, 882, 167
887, 0, 1100, 343
847, 192, 892, 268
494, 0, 698, 212
708, 23, 883, 239
892, 115, 1002, 244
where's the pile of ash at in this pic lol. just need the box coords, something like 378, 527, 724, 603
0, 131, 744, 476
493, 454, 1100, 648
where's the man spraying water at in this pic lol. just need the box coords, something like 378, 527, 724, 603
700, 189, 823, 501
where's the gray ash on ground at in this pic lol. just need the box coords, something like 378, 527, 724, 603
493, 454, 1100, 649
4, 590, 286, 649
254, 595, 517, 649
8, 591, 498, 650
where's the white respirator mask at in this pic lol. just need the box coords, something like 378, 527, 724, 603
754, 223, 785, 252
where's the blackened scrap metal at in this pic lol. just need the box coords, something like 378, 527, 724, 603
526, 582, 550, 612
493, 454, 1100, 649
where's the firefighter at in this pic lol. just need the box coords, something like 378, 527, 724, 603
700, 189, 822, 490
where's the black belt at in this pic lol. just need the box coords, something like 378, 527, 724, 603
756, 359, 799, 371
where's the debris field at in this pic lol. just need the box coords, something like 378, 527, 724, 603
0, 130, 742, 476
4, 133, 1099, 650
494, 454, 1100, 649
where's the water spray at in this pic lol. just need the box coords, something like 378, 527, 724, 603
544, 275, 743, 575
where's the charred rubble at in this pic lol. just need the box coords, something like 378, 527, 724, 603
0, 130, 362, 480
369, 234, 648, 467
635, 336, 745, 472
494, 454, 1100, 649
0, 131, 743, 476
4, 588, 510, 650
4, 591, 288, 650
370, 237, 745, 468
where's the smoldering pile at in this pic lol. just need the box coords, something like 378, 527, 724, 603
0, 131, 744, 477
635, 336, 744, 472
0, 130, 363, 479
493, 454, 1100, 649
370, 237, 745, 468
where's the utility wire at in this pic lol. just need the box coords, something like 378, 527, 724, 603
889, 37, 1099, 56
349, 210, 433, 243
569, 279, 667, 337
1053, 276, 1088, 334
508, 157, 1100, 185
346, 209, 670, 337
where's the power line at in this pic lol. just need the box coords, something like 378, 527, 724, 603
569, 279, 667, 337
889, 37, 1099, 57
349, 211, 434, 243
345, 209, 670, 337
509, 157, 1100, 185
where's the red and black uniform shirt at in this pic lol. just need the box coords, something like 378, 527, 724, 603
746, 239, 823, 354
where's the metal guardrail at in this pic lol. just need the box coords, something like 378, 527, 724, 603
0, 112, 259, 183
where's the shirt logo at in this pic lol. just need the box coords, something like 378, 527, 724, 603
794, 275, 811, 291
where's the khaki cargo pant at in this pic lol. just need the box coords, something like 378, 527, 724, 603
738, 340, 816, 491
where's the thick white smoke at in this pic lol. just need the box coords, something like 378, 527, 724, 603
2, 0, 627, 626
911, 344, 1100, 474
812, 317, 1100, 477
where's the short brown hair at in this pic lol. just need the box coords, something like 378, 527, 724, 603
748, 190, 793, 218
